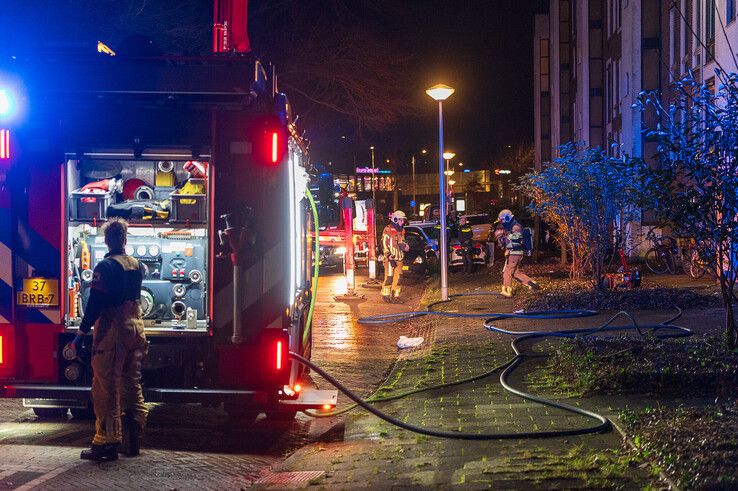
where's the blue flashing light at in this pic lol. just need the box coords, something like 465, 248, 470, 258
463, 169, 471, 173
0, 89, 13, 118
410, 200, 416, 208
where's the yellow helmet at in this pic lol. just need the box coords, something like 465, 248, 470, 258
391, 210, 407, 223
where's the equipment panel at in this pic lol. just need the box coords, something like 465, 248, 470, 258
65, 159, 210, 331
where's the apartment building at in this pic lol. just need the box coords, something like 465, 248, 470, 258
667, 0, 738, 87
534, 0, 664, 166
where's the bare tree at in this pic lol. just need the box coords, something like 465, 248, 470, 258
251, 0, 421, 134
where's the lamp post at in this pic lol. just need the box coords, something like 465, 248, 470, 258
426, 83, 455, 301
411, 149, 427, 217
370, 146, 376, 203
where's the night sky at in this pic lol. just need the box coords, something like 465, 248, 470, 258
353, 0, 543, 173
2, 0, 543, 173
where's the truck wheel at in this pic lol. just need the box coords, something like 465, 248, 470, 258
32, 407, 68, 418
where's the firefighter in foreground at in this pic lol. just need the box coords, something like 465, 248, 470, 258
501, 222, 540, 297
382, 210, 410, 303
70, 219, 148, 461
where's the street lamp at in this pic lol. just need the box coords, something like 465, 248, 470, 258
442, 151, 455, 206
426, 83, 455, 301
370, 146, 376, 203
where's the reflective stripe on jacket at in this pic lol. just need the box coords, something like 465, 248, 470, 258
382, 225, 405, 261
507, 232, 525, 255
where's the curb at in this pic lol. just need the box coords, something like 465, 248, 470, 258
609, 416, 681, 491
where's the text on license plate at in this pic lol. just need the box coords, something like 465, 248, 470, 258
402, 265, 409, 271
17, 278, 59, 306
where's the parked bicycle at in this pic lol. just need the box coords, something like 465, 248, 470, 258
644, 230, 675, 274
644, 230, 705, 278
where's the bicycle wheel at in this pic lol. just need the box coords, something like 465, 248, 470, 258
645, 247, 670, 274
686, 248, 706, 279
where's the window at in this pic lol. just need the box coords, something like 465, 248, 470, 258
728, 0, 736, 23
706, 0, 716, 58
706, 76, 716, 95
540, 38, 550, 91
404, 232, 424, 253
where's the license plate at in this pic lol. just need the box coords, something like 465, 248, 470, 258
17, 278, 59, 307
402, 265, 409, 271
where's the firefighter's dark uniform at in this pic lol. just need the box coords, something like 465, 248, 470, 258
458, 223, 474, 271
79, 251, 147, 447
381, 224, 406, 301
459, 224, 473, 245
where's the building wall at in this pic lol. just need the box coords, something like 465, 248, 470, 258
534, 13, 551, 171
667, 0, 738, 85
534, 0, 663, 255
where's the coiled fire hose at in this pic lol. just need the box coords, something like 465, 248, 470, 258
297, 189, 692, 439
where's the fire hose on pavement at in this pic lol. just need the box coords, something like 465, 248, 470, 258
296, 190, 693, 440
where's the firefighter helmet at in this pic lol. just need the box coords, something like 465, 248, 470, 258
498, 209, 513, 222
391, 210, 407, 224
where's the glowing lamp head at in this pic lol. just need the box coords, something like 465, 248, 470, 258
426, 84, 455, 101
442, 152, 456, 160
0, 89, 13, 118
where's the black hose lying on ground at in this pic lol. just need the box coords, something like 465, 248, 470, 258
291, 293, 692, 440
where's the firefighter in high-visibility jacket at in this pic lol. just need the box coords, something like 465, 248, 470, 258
70, 218, 148, 461
381, 210, 410, 303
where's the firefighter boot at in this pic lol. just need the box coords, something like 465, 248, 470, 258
120, 414, 141, 456
500, 286, 513, 298
391, 288, 403, 304
381, 285, 391, 303
80, 443, 119, 461
527, 281, 540, 291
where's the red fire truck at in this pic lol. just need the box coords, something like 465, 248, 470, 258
0, 7, 335, 420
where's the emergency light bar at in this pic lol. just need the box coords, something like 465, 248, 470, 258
0, 90, 12, 118
0, 129, 9, 159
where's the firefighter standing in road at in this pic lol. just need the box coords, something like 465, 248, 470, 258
501, 222, 539, 297
382, 210, 410, 303
70, 219, 148, 461
458, 216, 475, 272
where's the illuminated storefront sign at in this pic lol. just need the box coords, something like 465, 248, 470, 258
355, 167, 391, 175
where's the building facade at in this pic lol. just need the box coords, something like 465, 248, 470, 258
533, 0, 738, 253
534, 0, 663, 164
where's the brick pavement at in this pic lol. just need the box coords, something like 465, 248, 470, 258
255, 271, 713, 489
0, 269, 431, 490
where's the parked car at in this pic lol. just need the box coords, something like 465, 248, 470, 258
319, 244, 369, 270
460, 213, 492, 242
448, 240, 487, 272
319, 244, 346, 269
401, 222, 441, 275
406, 221, 486, 273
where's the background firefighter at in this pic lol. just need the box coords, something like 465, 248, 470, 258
501, 222, 539, 297
70, 218, 148, 461
381, 210, 410, 302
